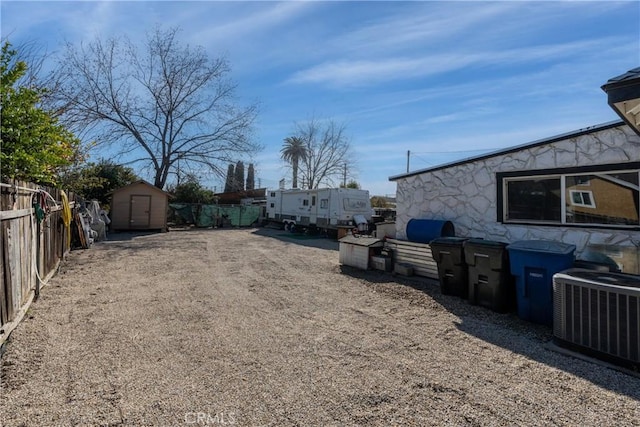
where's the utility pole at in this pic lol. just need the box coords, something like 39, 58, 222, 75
177, 156, 181, 186
406, 150, 410, 173
343, 164, 347, 187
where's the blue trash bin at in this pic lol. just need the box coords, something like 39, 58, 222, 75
506, 240, 576, 326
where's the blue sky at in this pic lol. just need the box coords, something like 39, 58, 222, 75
2, 1, 639, 196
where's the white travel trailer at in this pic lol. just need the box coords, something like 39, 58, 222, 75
265, 188, 372, 233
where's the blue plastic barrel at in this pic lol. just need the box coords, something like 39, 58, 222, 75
406, 219, 455, 243
507, 240, 576, 326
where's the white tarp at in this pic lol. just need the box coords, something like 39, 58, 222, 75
85, 200, 110, 241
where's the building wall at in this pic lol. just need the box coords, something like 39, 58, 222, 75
111, 182, 168, 231
394, 124, 640, 256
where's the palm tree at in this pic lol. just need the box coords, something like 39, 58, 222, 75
281, 136, 308, 189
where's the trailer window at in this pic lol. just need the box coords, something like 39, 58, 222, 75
303, 199, 309, 206
312, 196, 316, 206
343, 198, 368, 210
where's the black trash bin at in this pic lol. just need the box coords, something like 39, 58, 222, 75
430, 237, 468, 297
464, 239, 515, 313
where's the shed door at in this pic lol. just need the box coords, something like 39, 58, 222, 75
130, 195, 151, 228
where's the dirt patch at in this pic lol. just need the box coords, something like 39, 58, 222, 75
1, 227, 639, 426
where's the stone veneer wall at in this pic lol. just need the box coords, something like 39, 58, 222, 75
394, 124, 640, 256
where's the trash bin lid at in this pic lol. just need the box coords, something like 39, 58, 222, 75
429, 237, 468, 246
507, 240, 576, 255
464, 238, 507, 249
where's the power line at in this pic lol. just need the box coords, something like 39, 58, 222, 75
410, 147, 501, 155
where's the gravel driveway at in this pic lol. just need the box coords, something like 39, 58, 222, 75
1, 227, 639, 426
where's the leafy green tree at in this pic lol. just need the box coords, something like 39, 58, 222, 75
0, 41, 81, 185
169, 175, 217, 204
341, 180, 360, 189
280, 136, 307, 189
59, 159, 138, 206
246, 163, 255, 190
370, 196, 390, 208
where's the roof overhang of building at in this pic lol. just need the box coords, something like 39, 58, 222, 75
602, 67, 640, 136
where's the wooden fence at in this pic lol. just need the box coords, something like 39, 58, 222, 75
0, 181, 75, 346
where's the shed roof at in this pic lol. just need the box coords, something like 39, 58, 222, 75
388, 120, 624, 181
111, 180, 169, 195
338, 236, 384, 247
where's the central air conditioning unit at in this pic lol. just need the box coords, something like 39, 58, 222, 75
553, 268, 640, 370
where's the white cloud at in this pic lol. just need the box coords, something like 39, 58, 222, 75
187, 2, 316, 47
333, 2, 519, 56
287, 34, 627, 88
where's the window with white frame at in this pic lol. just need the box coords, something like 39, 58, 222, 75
569, 190, 595, 208
498, 165, 640, 228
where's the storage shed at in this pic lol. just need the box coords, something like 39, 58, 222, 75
110, 180, 169, 232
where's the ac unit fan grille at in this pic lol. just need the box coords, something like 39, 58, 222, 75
554, 281, 640, 363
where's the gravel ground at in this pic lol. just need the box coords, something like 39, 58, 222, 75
1, 227, 639, 426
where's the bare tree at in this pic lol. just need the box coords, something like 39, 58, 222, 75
50, 26, 259, 189
295, 118, 355, 189
1, 37, 51, 90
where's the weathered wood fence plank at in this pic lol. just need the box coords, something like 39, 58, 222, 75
1, 220, 10, 326
1, 181, 75, 345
